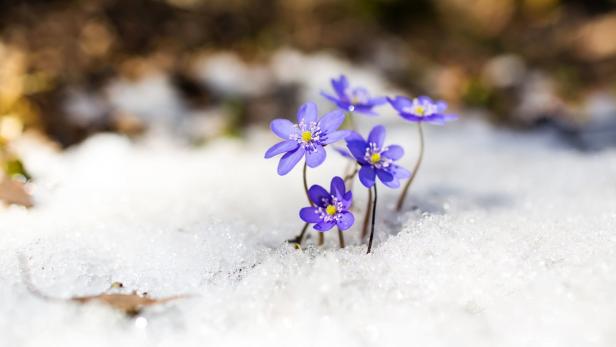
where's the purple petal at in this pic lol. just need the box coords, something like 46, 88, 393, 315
346, 139, 368, 162
270, 119, 296, 139
314, 221, 336, 232
318, 109, 345, 133
321, 91, 341, 104
368, 125, 386, 149
332, 75, 349, 98
333, 146, 353, 159
299, 207, 322, 223
337, 211, 354, 231
305, 145, 326, 168
369, 96, 388, 105
297, 102, 318, 124
359, 165, 376, 188
398, 113, 423, 123
264, 140, 299, 158
342, 191, 353, 209
381, 177, 401, 188
308, 184, 330, 207
381, 145, 404, 161
376, 169, 394, 183
392, 165, 411, 179
322, 130, 351, 145
330, 176, 346, 198
436, 101, 448, 113
277, 146, 305, 175
353, 105, 379, 117
417, 95, 434, 105
387, 96, 413, 112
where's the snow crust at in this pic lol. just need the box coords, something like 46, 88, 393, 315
1, 120, 616, 347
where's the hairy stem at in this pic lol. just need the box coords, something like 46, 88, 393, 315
367, 185, 378, 254
337, 227, 345, 248
395, 123, 425, 212
318, 232, 324, 246
360, 187, 372, 240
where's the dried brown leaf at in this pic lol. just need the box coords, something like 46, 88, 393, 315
0, 178, 33, 207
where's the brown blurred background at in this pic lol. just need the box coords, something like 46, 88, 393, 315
1, 0, 615, 149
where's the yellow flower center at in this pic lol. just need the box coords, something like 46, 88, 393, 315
415, 105, 426, 116
325, 204, 337, 216
301, 131, 312, 142
370, 153, 381, 164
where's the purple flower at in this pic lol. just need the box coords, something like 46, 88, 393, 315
299, 176, 354, 232
265, 102, 349, 175
388, 96, 458, 125
321, 75, 386, 116
346, 125, 411, 188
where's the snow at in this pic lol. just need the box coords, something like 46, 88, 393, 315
1, 119, 616, 347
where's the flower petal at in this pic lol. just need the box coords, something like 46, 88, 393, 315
387, 96, 413, 112
308, 184, 330, 207
297, 102, 318, 124
277, 146, 305, 176
381, 145, 404, 161
332, 75, 349, 98
333, 146, 353, 159
376, 169, 394, 183
264, 140, 299, 158
342, 191, 353, 209
346, 138, 367, 162
270, 119, 296, 139
314, 221, 335, 232
299, 207, 322, 223
320, 91, 341, 104
318, 109, 345, 133
305, 145, 326, 168
392, 165, 411, 179
369, 96, 388, 105
368, 125, 386, 149
330, 176, 346, 198
337, 211, 355, 231
359, 165, 376, 188
322, 130, 351, 145
381, 177, 401, 188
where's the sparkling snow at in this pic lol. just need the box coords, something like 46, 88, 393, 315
1, 119, 616, 347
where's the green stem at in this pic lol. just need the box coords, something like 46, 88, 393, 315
367, 185, 378, 254
395, 123, 425, 212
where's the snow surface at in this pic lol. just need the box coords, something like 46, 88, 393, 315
1, 119, 616, 347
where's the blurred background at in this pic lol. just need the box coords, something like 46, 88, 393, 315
0, 0, 615, 159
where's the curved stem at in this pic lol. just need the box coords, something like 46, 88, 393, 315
289, 162, 313, 247
367, 185, 378, 254
395, 123, 425, 212
360, 187, 372, 240
337, 227, 345, 248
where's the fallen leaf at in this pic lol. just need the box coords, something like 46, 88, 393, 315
0, 178, 33, 207
18, 255, 188, 316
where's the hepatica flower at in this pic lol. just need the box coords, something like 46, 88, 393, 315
346, 125, 410, 188
321, 75, 386, 116
387, 96, 457, 125
265, 102, 348, 175
300, 176, 354, 231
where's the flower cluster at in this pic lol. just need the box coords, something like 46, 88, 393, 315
265, 74, 457, 253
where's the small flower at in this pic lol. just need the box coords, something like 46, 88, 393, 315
299, 176, 354, 231
265, 102, 349, 175
387, 96, 458, 125
321, 75, 386, 116
346, 125, 411, 188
